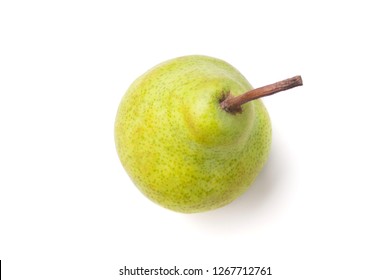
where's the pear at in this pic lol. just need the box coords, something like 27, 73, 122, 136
115, 55, 302, 213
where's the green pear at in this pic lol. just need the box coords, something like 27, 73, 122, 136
115, 55, 302, 213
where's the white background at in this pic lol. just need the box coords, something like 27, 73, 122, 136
1, 0, 389, 279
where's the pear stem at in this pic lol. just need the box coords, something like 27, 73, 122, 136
220, 75, 303, 114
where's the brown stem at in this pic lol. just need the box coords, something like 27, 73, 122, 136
220, 75, 303, 114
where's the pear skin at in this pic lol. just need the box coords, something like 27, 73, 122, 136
115, 55, 273, 213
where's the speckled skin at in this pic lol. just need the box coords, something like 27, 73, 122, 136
115, 55, 271, 213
